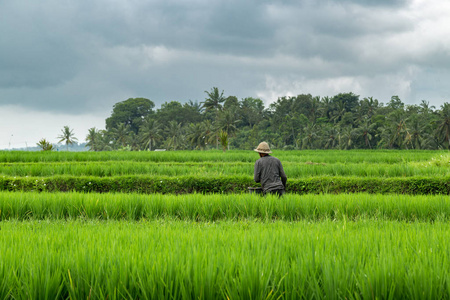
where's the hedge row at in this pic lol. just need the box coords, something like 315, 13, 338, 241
1, 175, 450, 194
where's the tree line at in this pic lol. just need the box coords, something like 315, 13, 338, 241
81, 87, 450, 151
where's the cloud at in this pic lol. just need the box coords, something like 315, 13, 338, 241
0, 0, 449, 119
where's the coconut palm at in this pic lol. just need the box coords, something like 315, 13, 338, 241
165, 121, 183, 150
186, 123, 207, 150
216, 108, 240, 137
319, 96, 334, 120
419, 100, 435, 115
405, 114, 433, 149
139, 118, 162, 151
354, 118, 376, 149
110, 123, 131, 149
377, 110, 409, 149
436, 103, 450, 149
85, 127, 102, 151
201, 87, 226, 113
128, 131, 140, 151
309, 96, 321, 123
201, 120, 217, 149
302, 123, 319, 149
339, 126, 357, 150
57, 126, 78, 151
322, 126, 340, 149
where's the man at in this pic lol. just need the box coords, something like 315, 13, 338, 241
253, 141, 287, 196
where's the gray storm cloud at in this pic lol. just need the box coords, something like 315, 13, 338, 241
1, 0, 449, 115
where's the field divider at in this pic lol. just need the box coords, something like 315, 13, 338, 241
1, 175, 450, 194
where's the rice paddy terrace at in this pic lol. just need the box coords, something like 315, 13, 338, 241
1, 150, 449, 194
1, 150, 450, 299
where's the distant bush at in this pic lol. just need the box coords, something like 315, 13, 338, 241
36, 139, 54, 151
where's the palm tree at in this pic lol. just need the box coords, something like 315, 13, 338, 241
319, 96, 334, 120
57, 126, 78, 151
377, 110, 409, 149
354, 118, 376, 149
405, 114, 432, 149
309, 96, 320, 123
201, 87, 226, 113
186, 123, 207, 150
362, 97, 379, 119
216, 108, 240, 137
85, 127, 101, 151
436, 103, 450, 149
110, 123, 131, 148
139, 119, 162, 151
302, 123, 319, 149
419, 100, 435, 115
128, 131, 140, 151
201, 120, 217, 149
331, 101, 346, 124
322, 126, 340, 149
165, 121, 183, 150
339, 126, 356, 150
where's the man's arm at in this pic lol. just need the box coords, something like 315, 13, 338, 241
254, 161, 261, 183
279, 162, 287, 188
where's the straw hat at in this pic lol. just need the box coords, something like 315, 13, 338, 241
254, 142, 272, 154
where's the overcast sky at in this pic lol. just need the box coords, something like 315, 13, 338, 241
1, 0, 450, 149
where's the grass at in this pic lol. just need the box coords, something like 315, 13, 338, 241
0, 149, 445, 164
2, 150, 450, 299
2, 160, 450, 177
1, 191, 450, 222
1, 150, 449, 180
1, 219, 450, 299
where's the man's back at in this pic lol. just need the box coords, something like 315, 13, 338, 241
254, 155, 287, 192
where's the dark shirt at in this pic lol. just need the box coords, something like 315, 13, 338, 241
254, 155, 287, 192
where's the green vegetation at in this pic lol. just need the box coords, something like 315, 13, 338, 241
2, 174, 450, 194
0, 149, 442, 163
1, 192, 450, 222
1, 220, 450, 299
2, 150, 450, 298
57, 126, 78, 151
36, 138, 54, 151
2, 160, 450, 178
79, 93, 450, 152
1, 150, 449, 194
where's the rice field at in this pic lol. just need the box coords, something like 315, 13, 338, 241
1, 191, 450, 222
2, 219, 450, 299
1, 150, 450, 299
0, 149, 445, 164
1, 150, 449, 179
2, 160, 450, 177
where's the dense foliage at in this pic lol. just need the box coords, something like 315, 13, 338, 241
86, 89, 450, 151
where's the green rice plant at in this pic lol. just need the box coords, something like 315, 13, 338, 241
2, 150, 450, 195
1, 220, 450, 299
1, 150, 449, 182
2, 191, 450, 222
3, 160, 450, 178
0, 149, 443, 164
